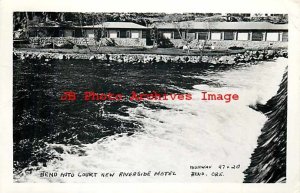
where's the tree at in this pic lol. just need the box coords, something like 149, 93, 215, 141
150, 26, 158, 47
196, 22, 215, 60
93, 13, 108, 51
78, 13, 108, 52
173, 21, 193, 54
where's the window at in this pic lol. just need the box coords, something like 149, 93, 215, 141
120, 30, 127, 38
142, 30, 147, 39
266, 32, 279, 41
237, 32, 248, 40
163, 32, 172, 39
252, 32, 263, 41
198, 32, 208, 40
74, 29, 82, 37
126, 31, 130, 38
224, 32, 234, 40
109, 31, 118, 38
85, 30, 95, 38
29, 29, 38, 37
174, 31, 181, 39
186, 32, 195, 40
181, 32, 186, 39
64, 30, 74, 37
59, 30, 64, 37
211, 32, 222, 40
131, 31, 140, 38
282, 32, 288, 42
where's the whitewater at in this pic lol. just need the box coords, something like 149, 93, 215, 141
16, 58, 287, 183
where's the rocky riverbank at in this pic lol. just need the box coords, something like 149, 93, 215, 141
13, 49, 288, 65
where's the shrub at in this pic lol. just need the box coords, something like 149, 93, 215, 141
228, 46, 245, 50
106, 38, 117, 46
157, 36, 174, 48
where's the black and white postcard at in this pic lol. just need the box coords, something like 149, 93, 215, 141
0, 0, 300, 193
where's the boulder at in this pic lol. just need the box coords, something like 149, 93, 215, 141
227, 59, 236, 65
218, 56, 227, 63
20, 53, 26, 60
73, 45, 79, 52
89, 56, 96, 61
267, 50, 275, 56
244, 56, 251, 62
201, 56, 209, 63
258, 54, 264, 60
58, 54, 65, 60
210, 59, 217, 65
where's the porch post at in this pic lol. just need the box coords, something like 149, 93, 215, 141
234, 32, 238, 40
263, 31, 267, 41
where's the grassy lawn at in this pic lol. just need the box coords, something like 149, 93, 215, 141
15, 46, 246, 56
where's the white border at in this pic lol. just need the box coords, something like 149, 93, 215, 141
1, 0, 299, 192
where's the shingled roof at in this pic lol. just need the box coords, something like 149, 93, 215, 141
154, 22, 288, 30
29, 22, 147, 29
78, 22, 147, 29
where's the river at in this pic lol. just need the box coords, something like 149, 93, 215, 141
13, 57, 287, 182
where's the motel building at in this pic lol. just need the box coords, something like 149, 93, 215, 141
27, 22, 148, 47
154, 21, 288, 49
26, 21, 287, 49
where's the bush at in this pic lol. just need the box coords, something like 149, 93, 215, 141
41, 42, 54, 48
106, 38, 117, 46
157, 36, 174, 48
228, 46, 245, 50
54, 42, 74, 49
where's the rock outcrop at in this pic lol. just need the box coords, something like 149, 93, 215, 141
244, 68, 287, 183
